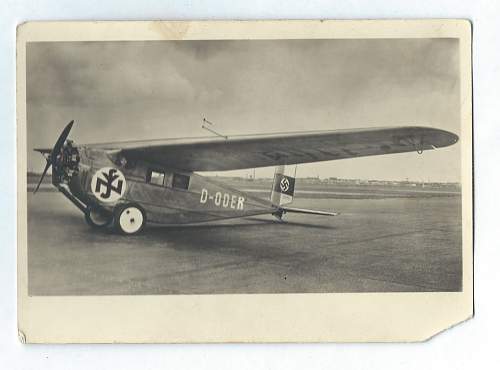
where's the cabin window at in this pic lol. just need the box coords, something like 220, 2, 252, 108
172, 173, 190, 190
147, 169, 165, 186
163, 173, 173, 187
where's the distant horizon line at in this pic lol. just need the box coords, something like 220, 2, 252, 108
26, 170, 460, 185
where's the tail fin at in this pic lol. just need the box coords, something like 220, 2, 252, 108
270, 165, 296, 206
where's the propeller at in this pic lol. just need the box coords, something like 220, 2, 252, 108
33, 120, 74, 194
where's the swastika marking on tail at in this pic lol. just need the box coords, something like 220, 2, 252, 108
280, 177, 290, 192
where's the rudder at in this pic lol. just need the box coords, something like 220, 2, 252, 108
270, 165, 296, 206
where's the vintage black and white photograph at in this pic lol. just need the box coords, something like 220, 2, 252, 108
24, 35, 465, 296
16, 20, 473, 343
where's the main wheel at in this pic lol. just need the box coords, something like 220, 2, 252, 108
114, 204, 146, 235
85, 205, 112, 228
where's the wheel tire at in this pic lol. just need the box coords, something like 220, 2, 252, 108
85, 205, 112, 228
114, 203, 146, 235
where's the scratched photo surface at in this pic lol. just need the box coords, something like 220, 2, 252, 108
26, 39, 462, 295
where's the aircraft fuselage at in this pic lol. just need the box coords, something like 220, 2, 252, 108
61, 144, 277, 226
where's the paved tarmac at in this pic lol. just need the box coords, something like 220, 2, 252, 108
27, 192, 462, 295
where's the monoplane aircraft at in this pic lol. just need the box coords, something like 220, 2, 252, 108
33, 121, 459, 234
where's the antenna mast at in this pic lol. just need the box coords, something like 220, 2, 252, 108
201, 118, 228, 140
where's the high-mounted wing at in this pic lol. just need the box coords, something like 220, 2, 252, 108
87, 126, 458, 172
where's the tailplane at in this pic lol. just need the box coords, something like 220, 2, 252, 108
280, 207, 338, 217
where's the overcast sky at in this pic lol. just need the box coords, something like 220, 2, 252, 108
27, 38, 460, 182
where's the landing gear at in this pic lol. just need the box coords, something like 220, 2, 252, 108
84, 205, 112, 228
114, 203, 146, 235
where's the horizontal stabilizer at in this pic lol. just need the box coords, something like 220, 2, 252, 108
281, 207, 338, 217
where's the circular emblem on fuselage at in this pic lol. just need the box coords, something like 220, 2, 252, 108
280, 177, 290, 192
91, 167, 127, 203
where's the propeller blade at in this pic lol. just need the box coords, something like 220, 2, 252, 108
33, 160, 51, 194
51, 120, 74, 165
33, 120, 74, 194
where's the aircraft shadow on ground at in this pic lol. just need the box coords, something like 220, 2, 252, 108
146, 217, 335, 234
134, 217, 337, 258
136, 217, 335, 260
92, 217, 328, 238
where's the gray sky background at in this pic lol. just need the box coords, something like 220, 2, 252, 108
27, 39, 460, 182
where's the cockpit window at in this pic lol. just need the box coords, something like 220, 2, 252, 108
147, 169, 165, 186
